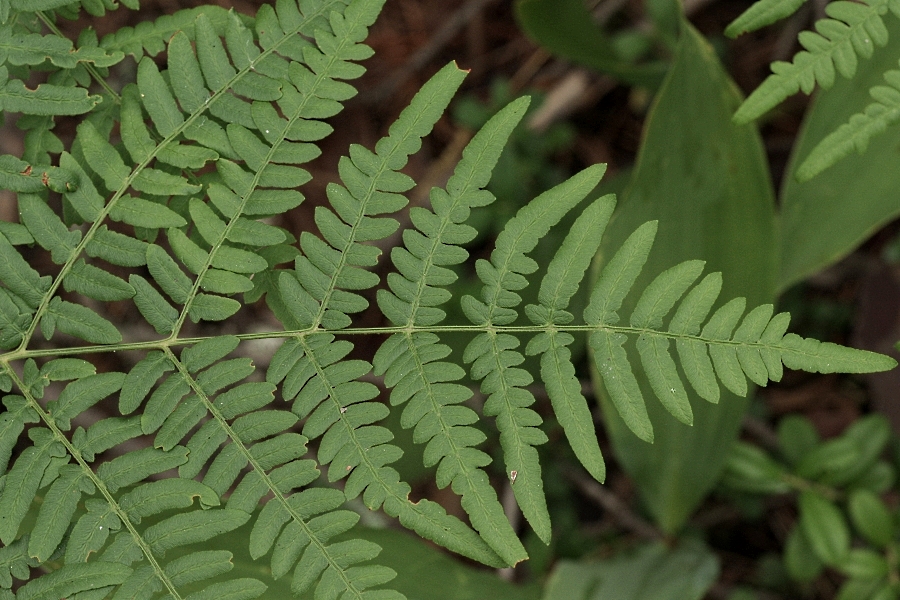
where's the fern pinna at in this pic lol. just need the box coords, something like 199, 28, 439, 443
0, 0, 894, 598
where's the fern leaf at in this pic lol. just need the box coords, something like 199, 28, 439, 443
0, 26, 123, 68
583, 219, 896, 442
15, 562, 133, 600
0, 67, 101, 115
371, 97, 535, 564
796, 67, 900, 180
734, 0, 895, 123
100, 5, 242, 58
462, 165, 607, 545
0, 155, 77, 194
725, 0, 807, 38
28, 465, 94, 562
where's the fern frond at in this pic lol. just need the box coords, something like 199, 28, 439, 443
462, 164, 607, 545
584, 218, 896, 442
265, 62, 506, 583
372, 96, 534, 566
99, 5, 246, 59
525, 194, 616, 484
733, 0, 897, 123
795, 65, 900, 180
1, 0, 896, 595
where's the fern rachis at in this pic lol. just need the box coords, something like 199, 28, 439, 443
0, 0, 896, 598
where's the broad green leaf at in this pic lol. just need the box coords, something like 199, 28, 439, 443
131, 168, 201, 196
143, 508, 250, 554
592, 20, 777, 534
15, 562, 132, 600
28, 465, 93, 561
97, 446, 189, 493
49, 371, 125, 430
137, 57, 185, 137
0, 231, 51, 308
799, 491, 850, 565
0, 155, 77, 193
147, 243, 193, 304
514, 0, 667, 88
60, 152, 103, 221
85, 225, 150, 267
130, 274, 179, 334
120, 351, 174, 414
778, 17, 900, 289
849, 489, 895, 547
541, 539, 718, 600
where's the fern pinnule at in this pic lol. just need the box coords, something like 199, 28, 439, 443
733, 0, 896, 124
97, 5, 239, 59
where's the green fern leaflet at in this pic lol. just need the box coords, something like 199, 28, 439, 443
0, 0, 895, 598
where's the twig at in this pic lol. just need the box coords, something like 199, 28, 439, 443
365, 0, 501, 105
563, 466, 664, 541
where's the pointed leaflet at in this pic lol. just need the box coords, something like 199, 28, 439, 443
593, 20, 777, 534
795, 61, 900, 181
631, 260, 705, 425
18, 194, 81, 265
370, 98, 532, 567
76, 120, 130, 191
526, 196, 616, 482
46, 297, 122, 344
725, 0, 807, 37
377, 97, 531, 327
137, 56, 184, 138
